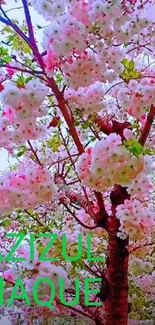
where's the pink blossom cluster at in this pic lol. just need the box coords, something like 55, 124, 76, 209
127, 172, 153, 198
1, 243, 72, 318
62, 51, 104, 89
0, 79, 49, 148
77, 208, 96, 228
134, 272, 155, 293
16, 249, 71, 294
76, 133, 145, 192
30, 0, 155, 109
116, 199, 155, 240
31, 0, 77, 20
64, 81, 105, 115
117, 78, 155, 118
31, 0, 152, 45
26, 262, 71, 290
43, 13, 87, 58
0, 165, 57, 216
44, 51, 61, 77
30, 0, 155, 123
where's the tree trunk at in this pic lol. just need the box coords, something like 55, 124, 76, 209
96, 186, 130, 325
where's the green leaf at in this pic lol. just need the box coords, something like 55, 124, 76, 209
132, 70, 140, 78
46, 134, 62, 152
22, 229, 27, 235
90, 136, 96, 142
120, 58, 140, 82
0, 219, 11, 227
82, 122, 89, 129
75, 121, 80, 126
3, 56, 11, 63
15, 74, 25, 87
6, 31, 31, 54
129, 60, 135, 70
56, 73, 63, 83
16, 150, 26, 157
25, 76, 33, 83
124, 139, 143, 157
15, 145, 27, 157
121, 58, 130, 68
0, 46, 8, 56
0, 47, 11, 65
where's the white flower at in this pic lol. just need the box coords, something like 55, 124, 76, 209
117, 232, 127, 240
143, 262, 153, 273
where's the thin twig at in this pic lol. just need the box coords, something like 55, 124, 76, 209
63, 203, 97, 230
27, 140, 43, 166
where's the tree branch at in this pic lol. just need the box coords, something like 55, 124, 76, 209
27, 140, 43, 167
0, 63, 44, 77
139, 104, 155, 146
21, 0, 35, 43
94, 192, 108, 230
63, 203, 97, 230
95, 115, 131, 140
48, 77, 84, 155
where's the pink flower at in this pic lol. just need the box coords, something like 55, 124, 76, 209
4, 270, 14, 283
140, 114, 147, 126
123, 128, 135, 140
6, 65, 15, 78
44, 51, 60, 72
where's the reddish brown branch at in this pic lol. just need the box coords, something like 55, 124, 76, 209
95, 115, 113, 135
48, 78, 84, 155
95, 115, 131, 140
95, 192, 108, 230
139, 104, 155, 146
0, 64, 44, 77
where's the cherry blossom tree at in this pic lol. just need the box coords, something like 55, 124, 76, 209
0, 0, 155, 325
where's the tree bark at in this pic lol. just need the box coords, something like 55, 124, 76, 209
96, 186, 130, 325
